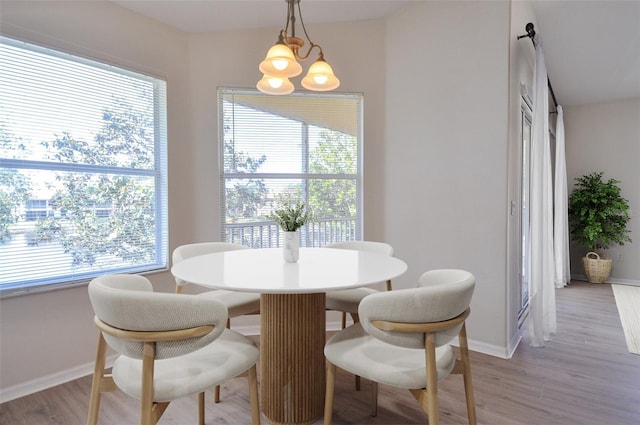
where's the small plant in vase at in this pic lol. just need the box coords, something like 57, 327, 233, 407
268, 200, 313, 263
568, 172, 632, 283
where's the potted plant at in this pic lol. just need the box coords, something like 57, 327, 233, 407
268, 199, 313, 263
567, 172, 632, 283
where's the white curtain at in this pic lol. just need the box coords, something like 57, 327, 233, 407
528, 35, 557, 347
554, 105, 571, 288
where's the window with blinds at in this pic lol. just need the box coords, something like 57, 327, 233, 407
0, 36, 168, 296
219, 88, 362, 248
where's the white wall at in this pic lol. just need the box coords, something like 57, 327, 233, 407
564, 99, 640, 283
384, 1, 512, 355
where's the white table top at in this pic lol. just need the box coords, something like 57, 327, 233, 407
171, 247, 408, 294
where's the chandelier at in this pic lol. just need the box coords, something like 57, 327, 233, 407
257, 0, 340, 95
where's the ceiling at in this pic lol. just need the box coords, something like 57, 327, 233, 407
530, 0, 640, 107
111, 0, 411, 32
111, 0, 640, 107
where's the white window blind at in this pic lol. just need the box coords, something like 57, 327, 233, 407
219, 88, 363, 248
0, 36, 168, 296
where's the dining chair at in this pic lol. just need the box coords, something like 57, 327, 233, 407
86, 274, 260, 425
323, 269, 477, 425
173, 242, 261, 402
324, 240, 394, 390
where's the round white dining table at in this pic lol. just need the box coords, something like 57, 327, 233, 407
171, 247, 408, 425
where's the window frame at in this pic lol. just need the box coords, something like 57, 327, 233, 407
218, 88, 363, 248
0, 36, 169, 297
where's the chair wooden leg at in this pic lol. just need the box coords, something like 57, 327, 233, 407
87, 332, 108, 425
248, 365, 260, 425
141, 342, 156, 425
198, 392, 205, 425
459, 323, 477, 425
425, 333, 439, 425
323, 362, 337, 425
350, 313, 361, 391
213, 319, 233, 403
371, 381, 378, 417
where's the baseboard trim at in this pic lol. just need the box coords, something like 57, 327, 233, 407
506, 329, 524, 359
0, 354, 118, 404
572, 273, 640, 286
467, 337, 513, 359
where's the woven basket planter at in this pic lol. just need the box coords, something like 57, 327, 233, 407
582, 252, 612, 284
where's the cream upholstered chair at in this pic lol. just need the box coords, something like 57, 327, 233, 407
323, 269, 477, 425
173, 242, 261, 402
325, 241, 394, 390
173, 242, 260, 311
325, 241, 394, 328
86, 274, 260, 425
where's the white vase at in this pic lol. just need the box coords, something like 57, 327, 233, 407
283, 231, 300, 263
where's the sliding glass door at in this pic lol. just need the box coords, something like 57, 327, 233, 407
519, 97, 533, 324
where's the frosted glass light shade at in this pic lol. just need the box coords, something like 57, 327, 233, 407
259, 44, 302, 78
257, 74, 295, 95
301, 59, 340, 91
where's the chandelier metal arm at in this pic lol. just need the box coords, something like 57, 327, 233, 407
281, 31, 323, 61
294, 42, 323, 62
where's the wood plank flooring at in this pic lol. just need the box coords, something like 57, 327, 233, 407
1, 280, 639, 424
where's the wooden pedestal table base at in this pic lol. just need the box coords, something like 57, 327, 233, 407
260, 293, 326, 425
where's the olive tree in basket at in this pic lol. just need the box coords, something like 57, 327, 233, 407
567, 172, 632, 283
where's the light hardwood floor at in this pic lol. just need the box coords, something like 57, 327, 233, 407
2, 280, 639, 424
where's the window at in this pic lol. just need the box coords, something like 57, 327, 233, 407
219, 88, 362, 248
0, 37, 168, 296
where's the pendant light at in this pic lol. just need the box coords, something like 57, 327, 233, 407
257, 0, 340, 95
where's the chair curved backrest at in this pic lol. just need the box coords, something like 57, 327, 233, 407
326, 240, 393, 256
88, 274, 227, 359
172, 242, 249, 289
327, 241, 394, 292
358, 269, 475, 349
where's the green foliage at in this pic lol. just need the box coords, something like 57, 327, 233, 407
0, 125, 30, 243
223, 142, 268, 223
308, 130, 357, 218
33, 218, 62, 243
567, 172, 631, 251
47, 173, 155, 266
267, 199, 313, 232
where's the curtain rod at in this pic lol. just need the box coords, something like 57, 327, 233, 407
517, 22, 559, 111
